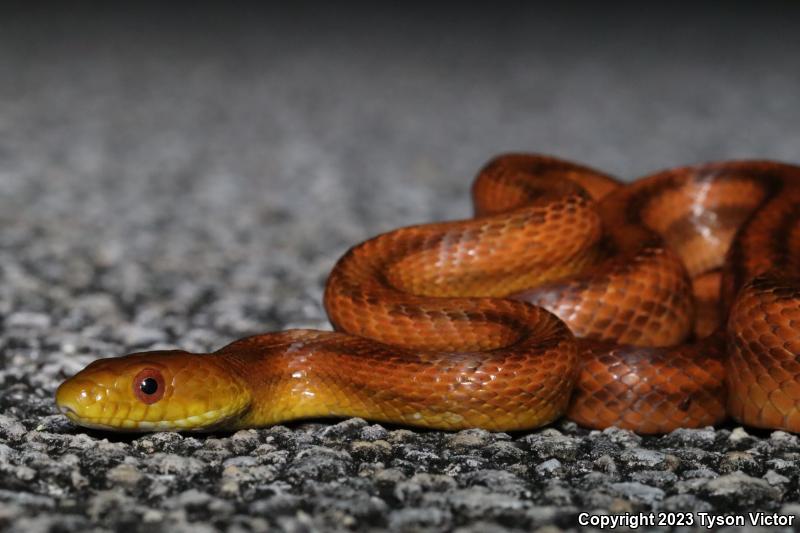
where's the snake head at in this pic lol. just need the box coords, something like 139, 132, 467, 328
55, 351, 252, 432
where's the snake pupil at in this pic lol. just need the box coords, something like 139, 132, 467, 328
140, 377, 158, 395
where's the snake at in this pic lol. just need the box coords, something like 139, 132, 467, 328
55, 154, 800, 434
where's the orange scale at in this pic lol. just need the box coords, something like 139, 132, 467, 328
768, 389, 796, 415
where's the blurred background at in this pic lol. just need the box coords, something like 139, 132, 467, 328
2, 1, 799, 356
1, 2, 799, 351
2, 4, 800, 531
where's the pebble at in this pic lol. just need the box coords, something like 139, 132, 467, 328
718, 450, 762, 475
105, 463, 144, 490
285, 445, 352, 484
535, 458, 563, 477
618, 448, 670, 470
6, 312, 52, 330
661, 427, 717, 449
519, 429, 579, 462
388, 506, 452, 530
0, 415, 27, 442
609, 482, 665, 506
703, 472, 782, 507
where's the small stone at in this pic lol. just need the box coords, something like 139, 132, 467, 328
0, 415, 27, 441
142, 509, 164, 523
535, 458, 563, 477
249, 493, 303, 517
661, 494, 713, 512
586, 432, 624, 460
593, 454, 618, 476
0, 503, 22, 524
601, 427, 642, 448
703, 472, 782, 507
225, 455, 260, 468
71, 471, 89, 490
442, 453, 488, 476
662, 427, 716, 449
229, 430, 261, 455
582, 471, 613, 490
318, 417, 368, 443
371, 467, 407, 497
395, 473, 457, 504
453, 520, 524, 533
764, 469, 791, 487
388, 507, 452, 531
134, 432, 192, 454
106, 463, 143, 489
6, 312, 51, 329
350, 440, 392, 463
148, 453, 206, 479
461, 470, 530, 498
410, 473, 456, 492
525, 506, 571, 529
284, 446, 352, 484
618, 448, 670, 471
665, 447, 716, 471
540, 480, 573, 506
0, 443, 14, 463
766, 458, 797, 477
14, 466, 36, 481
395, 447, 440, 472
483, 440, 523, 465
387, 429, 418, 444
718, 451, 762, 476
436, 487, 527, 522
629, 470, 678, 489
446, 429, 496, 451
770, 431, 800, 451
359, 424, 389, 441
86, 489, 135, 523
729, 426, 749, 440
519, 429, 579, 462
176, 488, 212, 507
35, 415, 74, 434
609, 482, 665, 506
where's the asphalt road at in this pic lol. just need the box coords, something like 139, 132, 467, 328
1, 4, 800, 532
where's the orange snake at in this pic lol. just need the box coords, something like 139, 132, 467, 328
55, 154, 800, 434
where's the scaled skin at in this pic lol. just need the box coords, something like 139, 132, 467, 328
56, 155, 800, 433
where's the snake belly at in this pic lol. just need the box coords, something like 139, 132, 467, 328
55, 154, 800, 434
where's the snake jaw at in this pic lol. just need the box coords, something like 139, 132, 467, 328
57, 405, 250, 432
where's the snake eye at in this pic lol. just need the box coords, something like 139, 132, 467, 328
133, 368, 165, 404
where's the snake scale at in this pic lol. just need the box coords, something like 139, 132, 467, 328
56, 154, 800, 434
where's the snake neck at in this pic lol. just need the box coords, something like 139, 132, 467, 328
213, 330, 338, 428
215, 327, 574, 431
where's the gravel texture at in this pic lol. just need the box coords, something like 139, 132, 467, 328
2, 4, 800, 532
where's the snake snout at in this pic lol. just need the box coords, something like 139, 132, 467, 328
55, 377, 104, 420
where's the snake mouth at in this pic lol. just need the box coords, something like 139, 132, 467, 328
56, 404, 123, 431
59, 404, 77, 417
57, 405, 243, 432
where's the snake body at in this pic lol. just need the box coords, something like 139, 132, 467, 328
55, 155, 800, 434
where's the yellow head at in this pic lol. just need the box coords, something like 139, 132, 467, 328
55, 351, 252, 431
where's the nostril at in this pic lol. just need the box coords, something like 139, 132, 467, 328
55, 378, 102, 413
70, 381, 104, 407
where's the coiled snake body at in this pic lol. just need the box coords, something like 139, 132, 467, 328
56, 155, 800, 434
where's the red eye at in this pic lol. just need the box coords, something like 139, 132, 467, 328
133, 368, 165, 404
